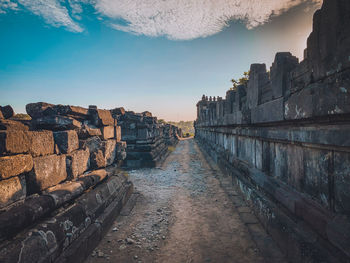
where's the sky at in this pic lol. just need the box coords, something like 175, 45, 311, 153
0, 0, 322, 121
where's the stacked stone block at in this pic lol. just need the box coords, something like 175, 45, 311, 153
116, 110, 181, 168
195, 0, 350, 262
0, 103, 132, 263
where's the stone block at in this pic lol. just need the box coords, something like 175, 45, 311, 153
306, 0, 350, 81
6, 203, 88, 262
284, 84, 317, 120
285, 75, 350, 120
0, 105, 14, 119
255, 140, 262, 170
142, 111, 152, 117
270, 52, 299, 99
103, 139, 117, 166
0, 130, 53, 157
302, 148, 330, 208
54, 222, 100, 263
110, 107, 125, 118
26, 102, 89, 121
137, 128, 149, 140
0, 195, 55, 240
78, 124, 102, 139
290, 60, 312, 93
76, 174, 119, 219
237, 137, 255, 165
77, 168, 109, 189
80, 136, 103, 154
334, 151, 350, 214
121, 127, 137, 141
0, 119, 29, 131
28, 130, 55, 157
116, 141, 127, 161
90, 150, 106, 169
247, 63, 267, 109
89, 107, 115, 127
273, 143, 288, 183
55, 105, 89, 121
286, 145, 304, 191
66, 148, 90, 179
0, 131, 30, 156
0, 176, 26, 208
0, 111, 3, 119
251, 97, 284, 123
0, 154, 33, 180
44, 181, 84, 207
100, 125, 115, 140
33, 115, 81, 130
27, 155, 67, 193
261, 141, 271, 174
54, 130, 79, 154
259, 82, 273, 105
26, 102, 54, 118
115, 126, 121, 142
225, 111, 248, 125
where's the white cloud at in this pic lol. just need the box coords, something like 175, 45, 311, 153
96, 0, 322, 40
68, 0, 83, 15
1, 0, 322, 38
0, 0, 18, 13
18, 0, 83, 32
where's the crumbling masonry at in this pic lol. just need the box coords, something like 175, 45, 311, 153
0, 103, 181, 263
195, 0, 350, 262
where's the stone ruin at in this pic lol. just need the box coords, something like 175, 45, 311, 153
195, 0, 350, 262
0, 102, 181, 262
114, 109, 181, 168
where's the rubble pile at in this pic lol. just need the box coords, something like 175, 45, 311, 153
0, 103, 132, 262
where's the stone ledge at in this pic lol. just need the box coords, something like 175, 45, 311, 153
0, 175, 133, 263
198, 139, 350, 262
197, 124, 350, 149
0, 165, 123, 241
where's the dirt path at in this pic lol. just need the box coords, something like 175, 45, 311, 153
85, 139, 286, 263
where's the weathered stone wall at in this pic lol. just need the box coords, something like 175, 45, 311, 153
0, 101, 181, 262
195, 0, 350, 262
0, 103, 132, 263
115, 110, 181, 168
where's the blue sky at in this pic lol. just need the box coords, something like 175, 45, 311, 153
0, 0, 321, 121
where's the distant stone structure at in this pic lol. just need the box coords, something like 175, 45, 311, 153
195, 0, 350, 262
115, 110, 181, 168
0, 102, 180, 262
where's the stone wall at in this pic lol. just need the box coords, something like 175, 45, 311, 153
115, 110, 181, 168
195, 0, 350, 262
0, 101, 181, 262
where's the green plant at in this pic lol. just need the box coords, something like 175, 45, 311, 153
230, 70, 250, 89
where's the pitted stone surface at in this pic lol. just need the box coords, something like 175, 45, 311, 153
66, 148, 90, 178
54, 130, 79, 154
27, 154, 67, 192
0, 154, 33, 180
0, 175, 26, 208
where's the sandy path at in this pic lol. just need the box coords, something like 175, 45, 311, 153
85, 139, 285, 263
